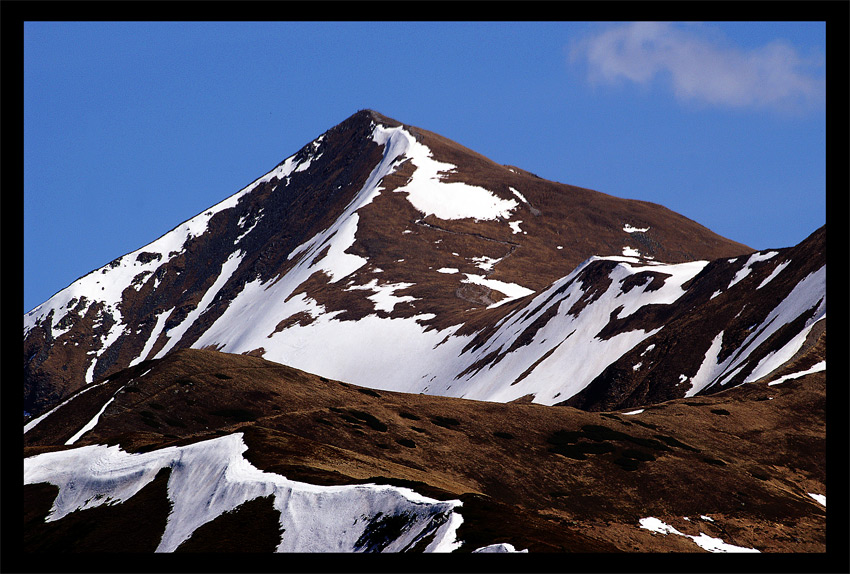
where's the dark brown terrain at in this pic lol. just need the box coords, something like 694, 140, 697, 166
24, 346, 826, 557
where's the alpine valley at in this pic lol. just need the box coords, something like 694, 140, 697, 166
22, 110, 827, 560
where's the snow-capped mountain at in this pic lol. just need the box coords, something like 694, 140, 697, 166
26, 109, 794, 419
20, 110, 828, 559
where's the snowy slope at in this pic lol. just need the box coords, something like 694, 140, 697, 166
422, 256, 710, 404
23, 136, 326, 386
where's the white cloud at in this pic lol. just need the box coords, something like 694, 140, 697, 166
570, 22, 825, 112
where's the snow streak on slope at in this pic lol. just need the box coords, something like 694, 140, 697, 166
639, 517, 760, 553
727, 251, 778, 290
23, 379, 114, 434
687, 265, 826, 395
767, 360, 826, 386
64, 381, 129, 446
152, 250, 245, 359
24, 433, 464, 553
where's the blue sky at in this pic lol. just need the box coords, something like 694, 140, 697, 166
24, 21, 828, 313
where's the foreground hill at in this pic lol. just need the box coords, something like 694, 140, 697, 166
24, 348, 826, 556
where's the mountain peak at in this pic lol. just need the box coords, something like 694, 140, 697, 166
332, 108, 403, 134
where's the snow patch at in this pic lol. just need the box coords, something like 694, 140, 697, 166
639, 517, 759, 553
347, 279, 417, 313
623, 224, 650, 233
471, 256, 502, 272
807, 493, 826, 507
461, 274, 535, 307
379, 126, 518, 221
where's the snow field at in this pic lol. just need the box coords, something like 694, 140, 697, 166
190, 122, 533, 395
28, 245, 826, 413
24, 433, 464, 553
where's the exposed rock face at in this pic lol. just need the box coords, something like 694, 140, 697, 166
24, 110, 822, 420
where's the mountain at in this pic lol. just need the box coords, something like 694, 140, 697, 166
20, 110, 829, 558
24, 109, 764, 419
24, 348, 826, 556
